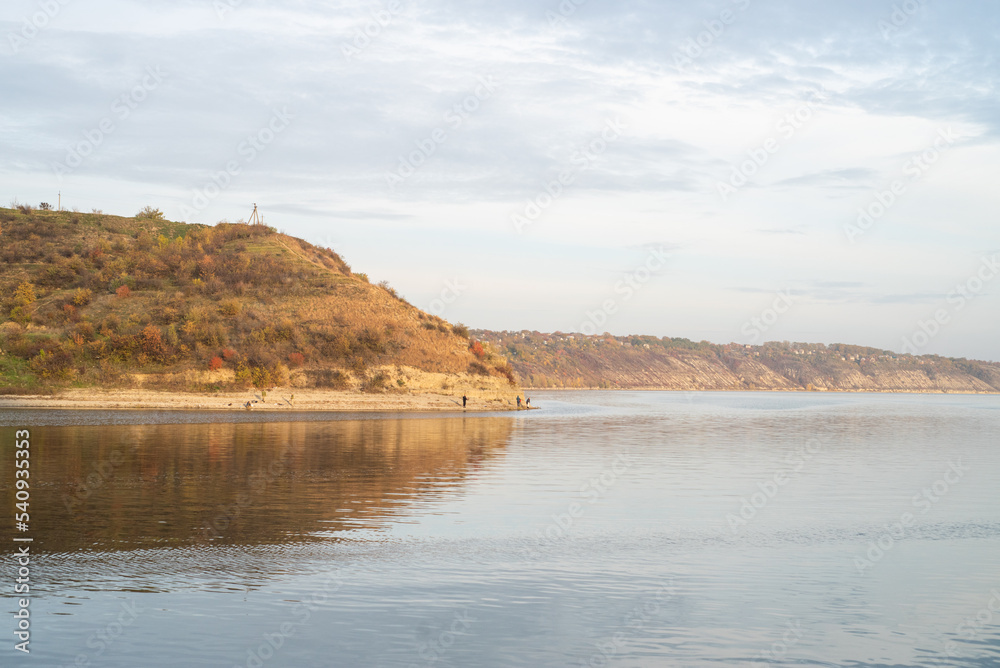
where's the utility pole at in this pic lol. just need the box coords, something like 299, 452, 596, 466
248, 203, 264, 225
58, 191, 61, 211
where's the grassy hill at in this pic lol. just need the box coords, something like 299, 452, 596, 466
5, 204, 994, 399
0, 206, 517, 398
479, 330, 1000, 394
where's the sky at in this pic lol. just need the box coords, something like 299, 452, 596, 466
2, 0, 998, 361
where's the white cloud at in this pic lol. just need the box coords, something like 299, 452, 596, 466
2, 0, 998, 359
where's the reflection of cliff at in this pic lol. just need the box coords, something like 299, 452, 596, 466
0, 418, 513, 553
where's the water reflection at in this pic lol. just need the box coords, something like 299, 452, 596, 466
0, 417, 513, 554
1, 394, 998, 667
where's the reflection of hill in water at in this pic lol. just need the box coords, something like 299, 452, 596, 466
1, 418, 513, 553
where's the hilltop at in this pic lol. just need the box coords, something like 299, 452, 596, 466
0, 206, 518, 406
479, 330, 1000, 394
3, 205, 996, 404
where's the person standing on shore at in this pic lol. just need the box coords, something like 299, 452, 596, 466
462, 394, 467, 408
516, 395, 521, 409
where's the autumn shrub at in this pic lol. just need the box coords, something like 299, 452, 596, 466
72, 288, 92, 306
101, 313, 120, 334
468, 361, 491, 376
7, 333, 43, 360
139, 325, 167, 361
275, 318, 296, 342
359, 327, 392, 356
198, 323, 228, 347
208, 356, 224, 371
105, 332, 137, 362
495, 362, 517, 385
469, 340, 485, 360
378, 280, 400, 299
11, 282, 36, 309
360, 370, 389, 393
75, 321, 95, 341
218, 299, 242, 316
233, 361, 252, 386
0, 321, 23, 342
287, 352, 305, 368
452, 323, 470, 338
115, 285, 131, 299
29, 346, 74, 380
164, 324, 179, 347
40, 262, 77, 287
135, 205, 165, 221
7, 282, 36, 325
9, 306, 32, 326
311, 369, 350, 390
233, 358, 287, 389
109, 271, 136, 292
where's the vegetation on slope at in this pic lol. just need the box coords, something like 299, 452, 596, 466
0, 206, 516, 394
479, 330, 1000, 393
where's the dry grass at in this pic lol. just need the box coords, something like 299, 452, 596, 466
0, 207, 520, 395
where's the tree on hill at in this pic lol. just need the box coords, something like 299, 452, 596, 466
136, 206, 166, 221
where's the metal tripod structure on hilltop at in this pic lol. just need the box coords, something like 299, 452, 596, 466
247, 203, 263, 225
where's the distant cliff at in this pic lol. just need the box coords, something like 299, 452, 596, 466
476, 331, 1000, 393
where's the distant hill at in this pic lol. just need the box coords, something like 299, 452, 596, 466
5, 205, 994, 398
477, 330, 1000, 394
0, 206, 517, 397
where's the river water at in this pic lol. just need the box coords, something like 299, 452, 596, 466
1, 391, 999, 667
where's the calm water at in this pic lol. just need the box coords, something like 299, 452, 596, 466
2, 391, 999, 667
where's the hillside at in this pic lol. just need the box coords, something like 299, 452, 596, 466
479, 330, 1000, 394
0, 206, 518, 401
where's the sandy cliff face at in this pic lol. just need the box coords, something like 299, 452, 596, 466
480, 331, 1000, 393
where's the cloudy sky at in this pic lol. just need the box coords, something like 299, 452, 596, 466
3, 0, 998, 360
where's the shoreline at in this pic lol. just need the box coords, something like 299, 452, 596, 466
0, 388, 523, 412
523, 387, 1000, 395
2, 386, 995, 413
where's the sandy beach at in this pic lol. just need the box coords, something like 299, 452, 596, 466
0, 387, 523, 412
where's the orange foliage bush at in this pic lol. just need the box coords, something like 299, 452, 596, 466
140, 325, 166, 361
115, 285, 130, 299
470, 340, 485, 359
208, 356, 224, 371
